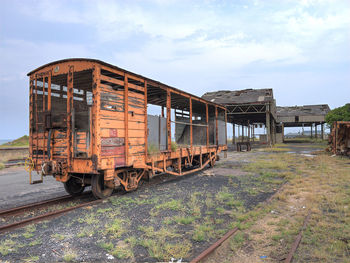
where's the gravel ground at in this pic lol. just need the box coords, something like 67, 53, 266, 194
0, 149, 291, 262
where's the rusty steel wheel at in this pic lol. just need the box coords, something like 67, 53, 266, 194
91, 173, 113, 199
64, 177, 85, 197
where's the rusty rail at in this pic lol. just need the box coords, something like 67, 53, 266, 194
284, 210, 311, 263
0, 198, 101, 234
190, 183, 287, 263
0, 192, 92, 217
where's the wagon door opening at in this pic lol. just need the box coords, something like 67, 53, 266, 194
72, 69, 93, 158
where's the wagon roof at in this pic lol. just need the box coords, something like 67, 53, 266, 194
27, 58, 226, 110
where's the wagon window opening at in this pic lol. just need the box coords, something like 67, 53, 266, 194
72, 69, 93, 158
172, 92, 190, 146
208, 105, 216, 145
146, 84, 167, 152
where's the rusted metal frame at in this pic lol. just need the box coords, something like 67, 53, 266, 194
166, 89, 171, 150
215, 106, 218, 146
42, 76, 46, 161
206, 104, 209, 146
67, 66, 74, 171
91, 66, 99, 162
190, 97, 193, 149
47, 72, 52, 160
144, 80, 148, 160
147, 78, 226, 112
124, 74, 129, 165
35, 77, 39, 167
145, 155, 212, 177
200, 147, 203, 167
29, 78, 33, 159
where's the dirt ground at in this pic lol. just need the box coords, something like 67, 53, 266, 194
1, 141, 345, 263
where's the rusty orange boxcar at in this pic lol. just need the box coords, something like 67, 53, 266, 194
27, 59, 227, 198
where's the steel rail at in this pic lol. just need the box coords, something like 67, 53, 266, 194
190, 183, 288, 263
284, 210, 311, 263
0, 192, 91, 217
0, 199, 102, 234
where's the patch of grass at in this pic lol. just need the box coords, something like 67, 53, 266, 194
230, 232, 246, 251
29, 239, 42, 246
62, 249, 77, 262
104, 218, 126, 238
192, 224, 214, 241
52, 233, 65, 241
216, 207, 225, 214
77, 228, 94, 238
23, 232, 34, 239
0, 163, 4, 169
139, 238, 191, 260
189, 193, 202, 216
23, 255, 39, 262
77, 213, 98, 225
155, 199, 183, 211
175, 215, 196, 225
96, 207, 112, 214
0, 239, 17, 256
98, 241, 114, 252
112, 241, 133, 259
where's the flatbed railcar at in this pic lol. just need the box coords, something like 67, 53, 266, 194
27, 59, 228, 198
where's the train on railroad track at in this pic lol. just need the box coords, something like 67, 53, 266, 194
26, 59, 228, 198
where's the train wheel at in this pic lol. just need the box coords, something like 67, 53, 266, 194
64, 177, 85, 197
91, 173, 113, 199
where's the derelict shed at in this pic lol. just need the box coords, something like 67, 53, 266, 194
202, 88, 277, 145
276, 104, 330, 139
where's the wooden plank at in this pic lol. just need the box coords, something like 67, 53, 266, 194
100, 74, 124, 86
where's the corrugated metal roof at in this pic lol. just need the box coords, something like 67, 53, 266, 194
277, 105, 330, 117
202, 88, 274, 105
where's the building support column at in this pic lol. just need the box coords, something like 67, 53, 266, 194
315, 123, 318, 139
252, 125, 255, 142
232, 123, 235, 144
282, 123, 285, 142
321, 123, 324, 140
310, 124, 313, 138
248, 121, 251, 142
302, 124, 304, 136
266, 112, 271, 145
241, 125, 244, 142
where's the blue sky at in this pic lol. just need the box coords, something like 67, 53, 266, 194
0, 0, 349, 139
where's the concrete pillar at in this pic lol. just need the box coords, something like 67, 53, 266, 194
302, 124, 304, 136
315, 123, 318, 139
232, 123, 235, 144
282, 123, 285, 142
266, 112, 271, 145
252, 126, 255, 142
310, 124, 313, 138
241, 125, 244, 142
248, 122, 251, 142
321, 123, 324, 140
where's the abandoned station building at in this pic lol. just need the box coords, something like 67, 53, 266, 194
276, 104, 331, 140
202, 89, 278, 146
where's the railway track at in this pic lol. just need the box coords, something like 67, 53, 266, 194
0, 192, 101, 234
190, 184, 311, 263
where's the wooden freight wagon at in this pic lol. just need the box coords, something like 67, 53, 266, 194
27, 59, 228, 198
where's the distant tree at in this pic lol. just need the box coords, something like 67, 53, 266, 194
325, 103, 350, 126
